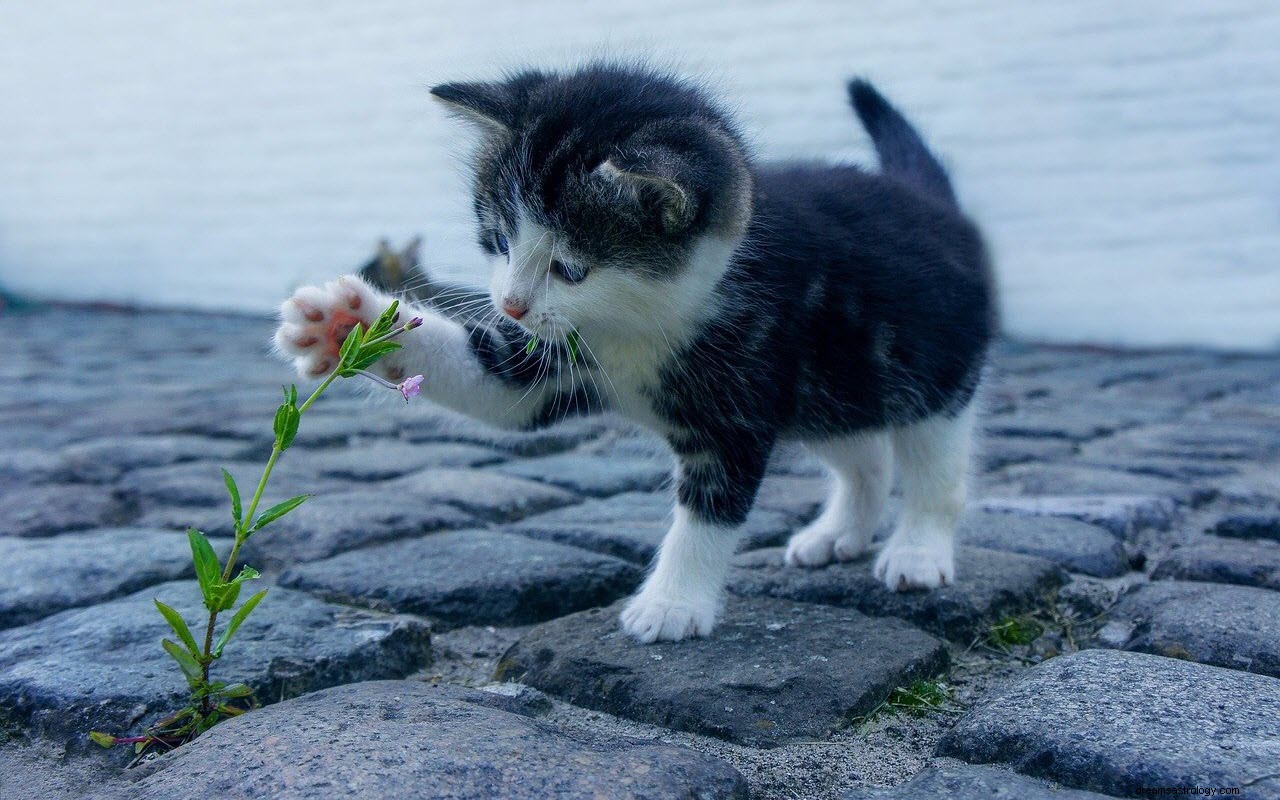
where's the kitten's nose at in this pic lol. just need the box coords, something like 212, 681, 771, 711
502, 298, 528, 321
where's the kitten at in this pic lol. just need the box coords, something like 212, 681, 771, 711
275, 63, 995, 643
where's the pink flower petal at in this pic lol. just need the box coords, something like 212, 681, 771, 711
398, 375, 424, 402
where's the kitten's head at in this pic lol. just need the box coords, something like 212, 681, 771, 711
431, 63, 752, 341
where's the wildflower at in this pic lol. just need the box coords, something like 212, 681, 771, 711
399, 374, 424, 401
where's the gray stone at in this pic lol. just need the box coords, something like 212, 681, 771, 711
498, 597, 948, 747
0, 580, 431, 746
957, 511, 1129, 577
0, 448, 69, 487
988, 463, 1203, 506
116, 460, 343, 510
129, 681, 747, 800
979, 495, 1178, 537
0, 484, 126, 537
1108, 580, 1280, 677
134, 504, 240, 540
236, 490, 476, 568
383, 467, 579, 521
279, 530, 641, 628
728, 547, 1065, 641
984, 412, 1116, 442
1212, 511, 1280, 542
1091, 421, 1280, 463
58, 435, 252, 483
490, 452, 671, 496
978, 436, 1076, 473
938, 649, 1280, 799
510, 491, 794, 563
402, 411, 610, 456
844, 763, 1117, 799
1152, 537, 1280, 591
309, 440, 505, 480
0, 528, 205, 629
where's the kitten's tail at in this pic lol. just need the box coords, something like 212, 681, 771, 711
848, 78, 957, 207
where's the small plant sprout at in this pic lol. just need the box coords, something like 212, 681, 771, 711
987, 615, 1044, 649
851, 678, 957, 733
91, 301, 423, 757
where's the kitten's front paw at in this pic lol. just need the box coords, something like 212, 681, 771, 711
620, 590, 717, 643
784, 522, 867, 567
274, 275, 398, 379
873, 541, 954, 591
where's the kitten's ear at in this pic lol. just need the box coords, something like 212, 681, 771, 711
595, 154, 696, 235
430, 71, 549, 133
430, 82, 513, 132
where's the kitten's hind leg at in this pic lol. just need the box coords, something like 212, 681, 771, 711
875, 405, 975, 591
785, 433, 892, 567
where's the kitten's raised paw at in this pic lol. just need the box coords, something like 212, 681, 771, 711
873, 542, 954, 591
274, 275, 389, 378
620, 591, 716, 643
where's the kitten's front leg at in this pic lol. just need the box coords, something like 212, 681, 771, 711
621, 446, 769, 643
274, 274, 564, 429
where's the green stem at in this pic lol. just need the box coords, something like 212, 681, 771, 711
196, 367, 341, 712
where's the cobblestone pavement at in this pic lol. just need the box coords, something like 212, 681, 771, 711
2, 307, 1280, 799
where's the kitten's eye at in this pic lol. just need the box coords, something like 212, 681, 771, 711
550, 259, 587, 284
493, 232, 509, 256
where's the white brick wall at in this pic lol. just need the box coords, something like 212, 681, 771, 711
1, 0, 1277, 349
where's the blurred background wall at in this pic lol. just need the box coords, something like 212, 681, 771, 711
0, 0, 1277, 349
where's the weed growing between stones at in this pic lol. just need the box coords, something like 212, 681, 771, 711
89, 302, 423, 759
852, 679, 959, 733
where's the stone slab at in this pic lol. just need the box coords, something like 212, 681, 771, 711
957, 511, 1129, 577
728, 547, 1065, 642
279, 530, 642, 629
1152, 537, 1280, 591
0, 484, 126, 537
497, 597, 948, 747
309, 440, 506, 481
938, 649, 1280, 799
128, 681, 747, 800
382, 467, 579, 521
510, 490, 794, 563
1107, 580, 1280, 677
0, 528, 200, 629
979, 495, 1178, 538
490, 452, 671, 496
236, 490, 476, 569
844, 763, 1118, 799
0, 580, 431, 745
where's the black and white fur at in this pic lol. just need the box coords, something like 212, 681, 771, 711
275, 63, 996, 643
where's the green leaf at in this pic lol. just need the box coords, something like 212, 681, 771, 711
221, 468, 242, 528
337, 324, 363, 369
525, 336, 539, 355
368, 299, 400, 340
162, 638, 204, 689
346, 341, 403, 372
219, 681, 254, 698
153, 599, 200, 658
566, 330, 581, 364
89, 731, 117, 748
207, 566, 261, 613
195, 710, 222, 734
249, 494, 310, 533
212, 589, 268, 658
273, 402, 301, 450
188, 529, 221, 609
